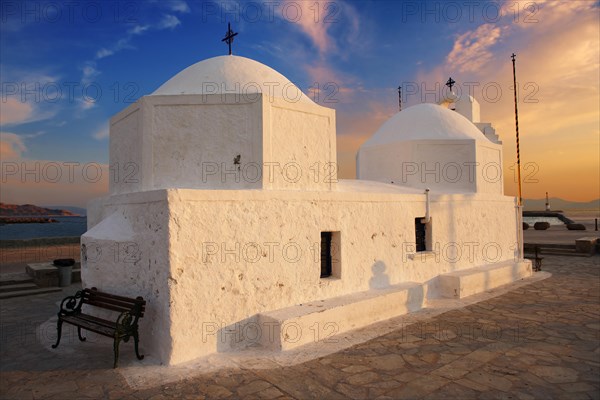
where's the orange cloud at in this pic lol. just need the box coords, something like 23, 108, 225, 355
282, 0, 331, 54
0, 98, 33, 125
447, 24, 504, 73
412, 2, 599, 202
0, 132, 27, 159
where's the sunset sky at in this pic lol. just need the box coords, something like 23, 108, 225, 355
1, 0, 599, 207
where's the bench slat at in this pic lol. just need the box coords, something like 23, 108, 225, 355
83, 293, 146, 313
76, 313, 117, 329
84, 288, 146, 305
83, 300, 135, 314
62, 315, 116, 337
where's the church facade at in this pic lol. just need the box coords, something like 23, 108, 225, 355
82, 55, 531, 365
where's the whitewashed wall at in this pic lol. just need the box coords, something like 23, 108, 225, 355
83, 185, 518, 365
108, 93, 335, 195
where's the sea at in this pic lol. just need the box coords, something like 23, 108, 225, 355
0, 216, 88, 240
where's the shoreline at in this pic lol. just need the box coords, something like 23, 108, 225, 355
0, 236, 80, 248
0, 217, 59, 224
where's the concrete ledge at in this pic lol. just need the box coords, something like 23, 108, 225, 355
258, 282, 425, 351
438, 260, 532, 299
26, 262, 81, 287
575, 237, 599, 255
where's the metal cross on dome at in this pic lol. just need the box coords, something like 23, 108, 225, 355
221, 22, 238, 55
445, 77, 456, 92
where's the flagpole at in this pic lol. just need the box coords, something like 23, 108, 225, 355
398, 86, 402, 111
511, 53, 523, 206
512, 53, 524, 260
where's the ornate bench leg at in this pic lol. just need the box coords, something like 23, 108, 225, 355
113, 337, 121, 369
51, 318, 63, 349
77, 327, 86, 342
133, 330, 144, 360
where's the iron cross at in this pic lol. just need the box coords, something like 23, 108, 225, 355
445, 77, 456, 92
221, 22, 238, 55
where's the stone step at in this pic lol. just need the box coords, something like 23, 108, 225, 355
0, 286, 62, 300
26, 262, 81, 287
525, 243, 576, 250
0, 272, 33, 286
438, 260, 532, 299
257, 282, 425, 351
541, 249, 592, 257
0, 282, 38, 293
542, 248, 577, 253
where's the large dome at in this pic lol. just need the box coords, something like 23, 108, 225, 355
362, 103, 488, 147
152, 55, 314, 104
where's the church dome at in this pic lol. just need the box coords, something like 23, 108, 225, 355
362, 103, 489, 148
151, 55, 314, 104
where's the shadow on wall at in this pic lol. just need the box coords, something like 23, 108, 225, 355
215, 315, 261, 353
369, 260, 390, 289
407, 284, 425, 313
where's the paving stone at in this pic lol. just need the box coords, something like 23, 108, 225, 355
423, 382, 478, 400
394, 371, 423, 382
559, 382, 598, 393
431, 364, 470, 380
255, 386, 285, 399
341, 365, 371, 373
30, 380, 79, 398
455, 377, 488, 392
203, 384, 233, 398
529, 365, 579, 383
334, 382, 369, 400
365, 353, 405, 371
237, 380, 272, 397
385, 375, 450, 399
465, 370, 513, 392
346, 371, 380, 385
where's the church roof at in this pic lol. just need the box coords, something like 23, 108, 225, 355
362, 103, 489, 148
151, 55, 314, 104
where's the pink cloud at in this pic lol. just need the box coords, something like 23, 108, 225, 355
414, 2, 599, 201
446, 24, 504, 73
281, 0, 333, 54
0, 132, 27, 159
0, 98, 33, 125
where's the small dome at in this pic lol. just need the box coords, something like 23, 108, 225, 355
362, 103, 489, 148
152, 55, 314, 104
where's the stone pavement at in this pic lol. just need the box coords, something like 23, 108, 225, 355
1, 255, 599, 399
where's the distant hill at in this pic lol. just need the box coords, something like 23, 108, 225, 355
43, 206, 87, 216
0, 203, 80, 217
523, 198, 600, 211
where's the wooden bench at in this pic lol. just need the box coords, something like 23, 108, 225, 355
51, 287, 146, 368
524, 245, 543, 272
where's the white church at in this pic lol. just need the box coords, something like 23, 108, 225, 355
82, 54, 531, 366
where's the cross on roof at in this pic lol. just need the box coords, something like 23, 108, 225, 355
445, 77, 456, 92
511, 53, 516, 61
221, 22, 238, 55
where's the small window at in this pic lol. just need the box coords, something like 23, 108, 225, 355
320, 232, 333, 277
320, 231, 341, 279
415, 218, 427, 252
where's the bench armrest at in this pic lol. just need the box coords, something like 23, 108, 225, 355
58, 291, 84, 316
116, 311, 137, 333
